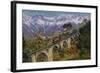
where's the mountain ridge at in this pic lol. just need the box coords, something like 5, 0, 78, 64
22, 14, 90, 38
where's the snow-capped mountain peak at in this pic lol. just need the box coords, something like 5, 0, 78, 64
22, 13, 90, 38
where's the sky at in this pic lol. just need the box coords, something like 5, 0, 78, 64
22, 10, 90, 17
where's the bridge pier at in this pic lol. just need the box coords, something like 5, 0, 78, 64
48, 47, 53, 61
31, 54, 36, 62
67, 38, 71, 48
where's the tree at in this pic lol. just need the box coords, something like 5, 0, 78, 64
77, 20, 91, 59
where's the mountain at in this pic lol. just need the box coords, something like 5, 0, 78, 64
22, 14, 90, 39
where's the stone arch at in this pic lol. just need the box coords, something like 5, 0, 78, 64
70, 36, 74, 40
52, 45, 60, 61
52, 44, 64, 61
36, 51, 48, 62
54, 44, 60, 48
62, 40, 68, 48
